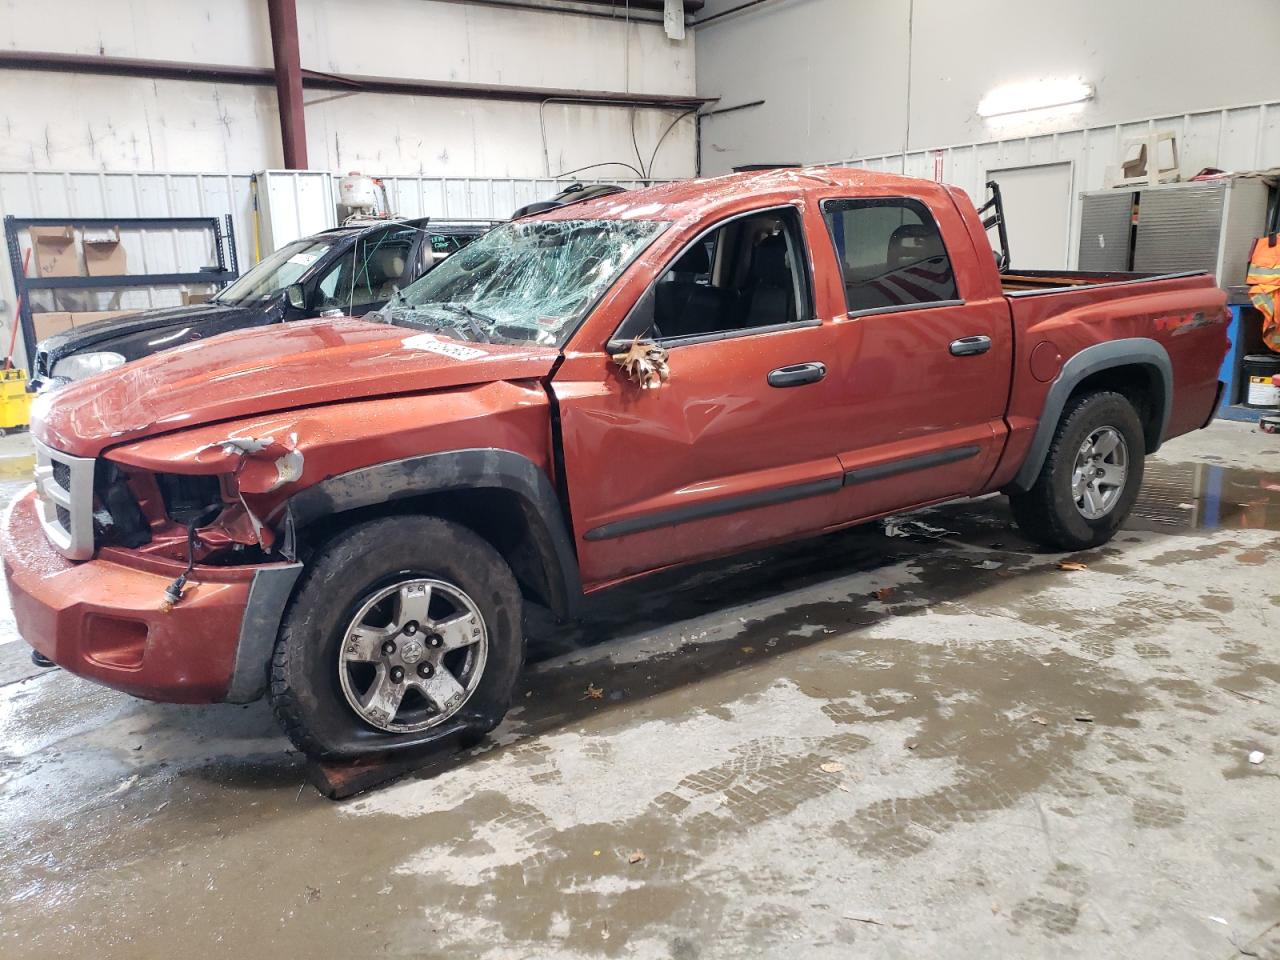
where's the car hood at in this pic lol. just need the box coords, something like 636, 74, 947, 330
32, 317, 560, 457
39, 302, 265, 361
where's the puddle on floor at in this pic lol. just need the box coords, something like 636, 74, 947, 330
1132, 461, 1280, 532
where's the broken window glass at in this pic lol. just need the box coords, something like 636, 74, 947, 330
214, 237, 334, 306
381, 218, 668, 346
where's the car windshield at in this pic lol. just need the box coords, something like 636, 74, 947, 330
214, 237, 336, 305
377, 218, 668, 346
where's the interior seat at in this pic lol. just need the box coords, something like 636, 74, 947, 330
742, 235, 795, 327
368, 246, 409, 301
880, 223, 955, 302
886, 224, 944, 268
654, 243, 727, 338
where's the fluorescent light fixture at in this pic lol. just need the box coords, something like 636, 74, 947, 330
977, 78, 1094, 118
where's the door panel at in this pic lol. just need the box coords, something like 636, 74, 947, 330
552, 323, 844, 589
813, 194, 1014, 524
825, 298, 1011, 521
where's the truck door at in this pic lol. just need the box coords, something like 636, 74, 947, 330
817, 195, 1013, 521
552, 204, 848, 590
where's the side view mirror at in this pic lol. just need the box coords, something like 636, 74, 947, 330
285, 283, 306, 311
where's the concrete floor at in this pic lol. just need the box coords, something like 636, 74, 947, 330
1, 421, 1278, 959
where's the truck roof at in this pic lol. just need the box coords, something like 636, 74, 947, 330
531, 166, 949, 226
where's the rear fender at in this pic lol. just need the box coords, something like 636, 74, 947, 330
1008, 338, 1172, 492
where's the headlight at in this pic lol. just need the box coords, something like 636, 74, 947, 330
51, 351, 126, 381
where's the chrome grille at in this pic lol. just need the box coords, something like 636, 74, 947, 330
51, 461, 72, 528
32, 438, 96, 560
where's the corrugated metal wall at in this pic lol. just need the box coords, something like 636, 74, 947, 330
376, 176, 655, 222
830, 100, 1280, 269
0, 170, 257, 321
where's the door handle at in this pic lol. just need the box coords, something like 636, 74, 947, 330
950, 335, 992, 357
767, 362, 827, 387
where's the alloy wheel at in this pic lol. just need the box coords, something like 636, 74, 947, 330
337, 578, 488, 733
1070, 426, 1128, 520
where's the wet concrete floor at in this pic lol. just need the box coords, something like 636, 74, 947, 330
0, 421, 1278, 958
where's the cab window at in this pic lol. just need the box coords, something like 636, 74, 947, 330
822, 198, 958, 313
644, 207, 812, 342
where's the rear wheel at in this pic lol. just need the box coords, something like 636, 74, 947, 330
269, 515, 523, 759
1009, 390, 1145, 551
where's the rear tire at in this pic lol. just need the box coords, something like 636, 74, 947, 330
1009, 390, 1145, 551
269, 515, 523, 759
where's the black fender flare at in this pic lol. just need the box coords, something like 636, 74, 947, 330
1008, 337, 1172, 493
283, 447, 582, 616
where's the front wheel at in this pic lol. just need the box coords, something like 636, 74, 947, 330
1009, 390, 1145, 551
269, 515, 524, 759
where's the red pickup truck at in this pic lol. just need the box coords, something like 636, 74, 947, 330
3, 168, 1228, 759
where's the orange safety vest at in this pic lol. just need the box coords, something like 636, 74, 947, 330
1247, 233, 1280, 352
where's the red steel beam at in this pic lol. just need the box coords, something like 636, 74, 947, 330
266, 0, 308, 169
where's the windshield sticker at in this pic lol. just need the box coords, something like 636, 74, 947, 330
401, 333, 487, 361
287, 252, 321, 266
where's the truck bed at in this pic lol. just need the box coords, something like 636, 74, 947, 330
1000, 269, 1205, 295
995, 267, 1227, 485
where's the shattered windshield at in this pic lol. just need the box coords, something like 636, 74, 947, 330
376, 218, 667, 346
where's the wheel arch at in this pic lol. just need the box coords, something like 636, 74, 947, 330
284, 448, 582, 620
1008, 338, 1172, 493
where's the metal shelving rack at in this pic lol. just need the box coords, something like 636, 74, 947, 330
3, 214, 239, 374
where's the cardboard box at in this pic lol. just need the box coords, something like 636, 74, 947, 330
28, 227, 79, 278
182, 291, 214, 305
83, 226, 127, 276
32, 312, 75, 341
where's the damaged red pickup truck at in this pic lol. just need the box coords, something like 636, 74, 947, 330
3, 168, 1228, 758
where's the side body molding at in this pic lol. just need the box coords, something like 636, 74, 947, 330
1009, 337, 1173, 493
285, 448, 583, 617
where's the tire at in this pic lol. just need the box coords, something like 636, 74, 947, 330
1009, 390, 1145, 551
269, 515, 524, 759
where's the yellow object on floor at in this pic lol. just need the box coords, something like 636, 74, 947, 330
0, 368, 32, 434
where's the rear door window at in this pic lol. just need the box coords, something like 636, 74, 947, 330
822, 198, 959, 313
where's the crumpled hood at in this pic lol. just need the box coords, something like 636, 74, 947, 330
32, 317, 560, 457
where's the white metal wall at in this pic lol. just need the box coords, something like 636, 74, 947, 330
828, 100, 1280, 269
256, 171, 660, 249
0, 170, 259, 370
377, 176, 656, 223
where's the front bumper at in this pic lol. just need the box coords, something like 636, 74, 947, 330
2, 488, 300, 703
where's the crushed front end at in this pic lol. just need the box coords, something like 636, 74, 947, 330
4, 435, 301, 703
